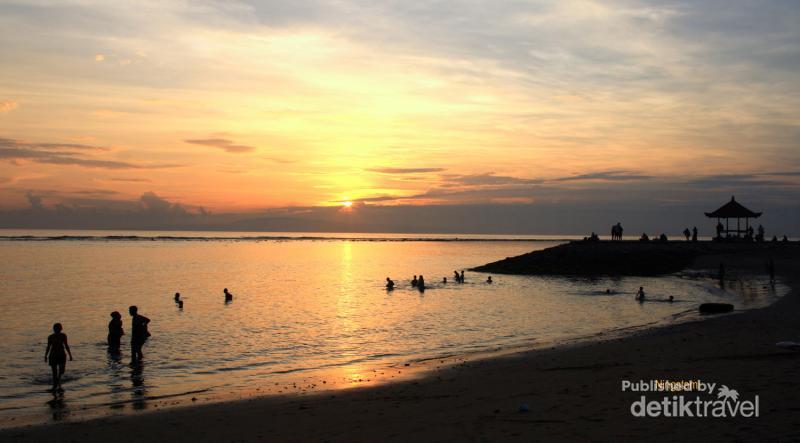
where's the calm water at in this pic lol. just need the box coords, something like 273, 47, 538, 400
0, 230, 784, 426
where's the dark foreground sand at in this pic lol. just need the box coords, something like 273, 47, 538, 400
3, 246, 799, 442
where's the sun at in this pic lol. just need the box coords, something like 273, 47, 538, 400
342, 201, 353, 208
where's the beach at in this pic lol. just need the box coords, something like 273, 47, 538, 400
2, 243, 798, 442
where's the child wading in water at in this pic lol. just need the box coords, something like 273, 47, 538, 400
44, 323, 73, 392
108, 311, 124, 354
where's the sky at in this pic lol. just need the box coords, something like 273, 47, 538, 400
0, 0, 798, 234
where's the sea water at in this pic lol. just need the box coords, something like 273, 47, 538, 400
0, 230, 784, 426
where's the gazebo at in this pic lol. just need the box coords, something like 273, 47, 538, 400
704, 196, 762, 239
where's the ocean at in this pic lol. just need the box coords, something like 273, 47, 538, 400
0, 230, 784, 426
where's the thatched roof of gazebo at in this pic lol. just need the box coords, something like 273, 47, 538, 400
704, 196, 762, 218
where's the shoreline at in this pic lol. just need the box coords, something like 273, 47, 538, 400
3, 247, 799, 441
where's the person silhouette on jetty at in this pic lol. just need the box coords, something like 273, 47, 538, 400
692, 226, 698, 242
486, 276, 493, 284
411, 275, 418, 287
224, 288, 233, 302
174, 292, 181, 303
386, 277, 395, 290
639, 233, 649, 242
44, 323, 73, 393
683, 228, 691, 241
108, 311, 124, 354
635, 287, 645, 301
129, 306, 150, 364
418, 275, 426, 291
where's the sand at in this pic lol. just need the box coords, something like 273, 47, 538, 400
2, 245, 799, 442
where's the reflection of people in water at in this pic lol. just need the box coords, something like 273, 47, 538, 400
108, 311, 124, 353
45, 323, 73, 392
635, 287, 646, 301
129, 306, 151, 363
418, 275, 426, 291
486, 276, 493, 284
386, 277, 395, 290
411, 275, 418, 287
224, 288, 233, 302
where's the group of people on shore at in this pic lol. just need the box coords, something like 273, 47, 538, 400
385, 270, 493, 291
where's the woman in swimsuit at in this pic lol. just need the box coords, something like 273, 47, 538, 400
44, 323, 73, 392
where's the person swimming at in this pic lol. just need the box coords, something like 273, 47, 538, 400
411, 275, 418, 287
45, 323, 73, 393
107, 311, 124, 353
668, 296, 674, 303
418, 275, 426, 291
224, 288, 233, 302
635, 286, 646, 301
386, 277, 395, 290
177, 300, 184, 309
442, 277, 447, 284
174, 292, 180, 303
486, 276, 493, 284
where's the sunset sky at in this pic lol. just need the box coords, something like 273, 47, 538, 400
0, 0, 798, 233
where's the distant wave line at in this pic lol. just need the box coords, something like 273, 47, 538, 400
0, 235, 571, 242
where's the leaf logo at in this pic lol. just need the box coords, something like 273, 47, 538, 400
717, 385, 739, 402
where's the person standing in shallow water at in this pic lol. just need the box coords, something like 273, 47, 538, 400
107, 311, 124, 354
129, 306, 150, 363
224, 288, 233, 302
44, 323, 73, 392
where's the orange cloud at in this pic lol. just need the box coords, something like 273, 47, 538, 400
0, 100, 18, 113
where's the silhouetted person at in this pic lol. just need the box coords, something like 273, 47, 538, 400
411, 275, 418, 287
606, 289, 611, 294
668, 296, 674, 303
692, 226, 698, 242
45, 323, 72, 392
635, 287, 645, 301
757, 225, 765, 242
174, 292, 181, 303
767, 258, 775, 284
108, 311, 124, 354
418, 275, 426, 291
639, 233, 649, 242
486, 276, 493, 284
454, 270, 460, 283
683, 228, 691, 241
129, 306, 150, 363
782, 235, 789, 243
659, 233, 668, 242
386, 277, 395, 290
224, 288, 233, 302
442, 277, 447, 284
460, 270, 465, 283
771, 235, 778, 243
177, 300, 184, 309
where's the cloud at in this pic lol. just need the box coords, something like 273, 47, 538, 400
440, 173, 543, 187
0, 137, 179, 169
367, 167, 446, 174
26, 192, 43, 209
0, 100, 18, 113
553, 170, 653, 182
185, 138, 256, 153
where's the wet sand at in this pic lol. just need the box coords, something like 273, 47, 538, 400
3, 246, 799, 442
